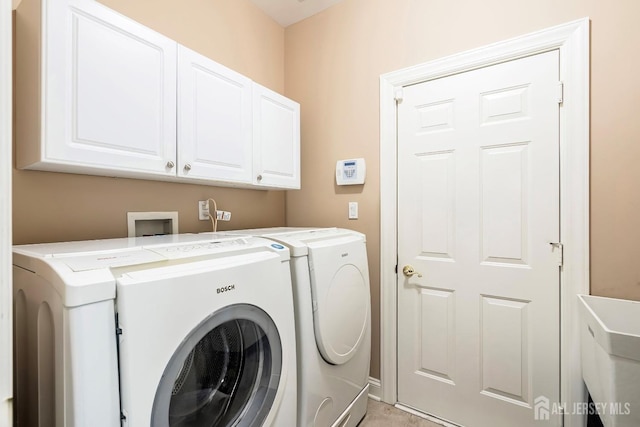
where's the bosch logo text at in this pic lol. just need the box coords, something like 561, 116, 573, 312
217, 285, 236, 294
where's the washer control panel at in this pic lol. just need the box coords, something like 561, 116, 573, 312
150, 239, 248, 259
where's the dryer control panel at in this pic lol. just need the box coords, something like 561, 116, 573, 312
149, 239, 248, 259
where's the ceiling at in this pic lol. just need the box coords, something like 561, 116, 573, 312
249, 0, 345, 27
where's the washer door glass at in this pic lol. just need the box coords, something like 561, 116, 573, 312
151, 304, 282, 427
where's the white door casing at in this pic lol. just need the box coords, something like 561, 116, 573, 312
397, 50, 560, 427
1, 0, 12, 423
380, 18, 589, 427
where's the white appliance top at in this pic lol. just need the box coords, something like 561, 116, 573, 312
219, 227, 366, 256
13, 233, 290, 307
14, 233, 210, 257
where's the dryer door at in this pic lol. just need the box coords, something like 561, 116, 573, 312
151, 304, 282, 427
308, 239, 370, 365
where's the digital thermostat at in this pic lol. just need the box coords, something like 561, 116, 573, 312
336, 158, 366, 185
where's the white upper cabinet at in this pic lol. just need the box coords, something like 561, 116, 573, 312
177, 46, 253, 183
16, 0, 300, 189
16, 0, 178, 178
252, 83, 301, 189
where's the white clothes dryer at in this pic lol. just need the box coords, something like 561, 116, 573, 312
13, 234, 297, 427
219, 228, 371, 427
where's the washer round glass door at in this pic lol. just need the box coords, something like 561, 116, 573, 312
151, 304, 282, 427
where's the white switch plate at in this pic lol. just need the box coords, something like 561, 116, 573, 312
348, 202, 358, 219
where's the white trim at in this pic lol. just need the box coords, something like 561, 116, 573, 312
379, 18, 589, 427
0, 0, 13, 424
368, 377, 382, 401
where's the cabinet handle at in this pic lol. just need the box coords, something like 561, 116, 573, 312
166, 161, 175, 169
184, 163, 192, 171
257, 174, 263, 181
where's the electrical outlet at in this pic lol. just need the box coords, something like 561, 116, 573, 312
198, 201, 209, 221
211, 209, 231, 221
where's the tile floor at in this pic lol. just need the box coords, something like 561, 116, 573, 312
358, 399, 445, 427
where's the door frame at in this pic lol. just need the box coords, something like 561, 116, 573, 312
1, 0, 13, 424
379, 18, 589, 427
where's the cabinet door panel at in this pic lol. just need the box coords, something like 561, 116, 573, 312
46, 0, 177, 175
177, 45, 252, 183
252, 84, 300, 189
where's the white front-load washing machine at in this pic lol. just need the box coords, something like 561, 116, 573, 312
218, 228, 371, 427
13, 234, 297, 427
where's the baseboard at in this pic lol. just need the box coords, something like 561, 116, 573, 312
0, 398, 12, 427
368, 377, 382, 401
395, 404, 459, 427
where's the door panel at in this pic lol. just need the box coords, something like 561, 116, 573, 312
480, 296, 530, 403
49, 0, 177, 174
252, 83, 300, 189
418, 288, 456, 383
481, 144, 529, 265
397, 50, 560, 427
419, 152, 455, 260
177, 45, 253, 182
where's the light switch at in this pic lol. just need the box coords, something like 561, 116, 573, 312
348, 202, 358, 219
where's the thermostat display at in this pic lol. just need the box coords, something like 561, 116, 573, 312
336, 158, 366, 185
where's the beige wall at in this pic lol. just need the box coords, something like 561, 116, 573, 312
12, 0, 287, 244
285, 0, 640, 379
13, 0, 640, 383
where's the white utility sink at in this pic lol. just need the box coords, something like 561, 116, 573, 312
578, 294, 640, 427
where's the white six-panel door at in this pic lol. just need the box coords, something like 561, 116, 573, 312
397, 50, 561, 427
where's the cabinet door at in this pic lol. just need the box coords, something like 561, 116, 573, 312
44, 0, 177, 176
177, 46, 252, 183
252, 84, 300, 189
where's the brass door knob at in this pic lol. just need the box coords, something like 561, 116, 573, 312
402, 265, 423, 278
